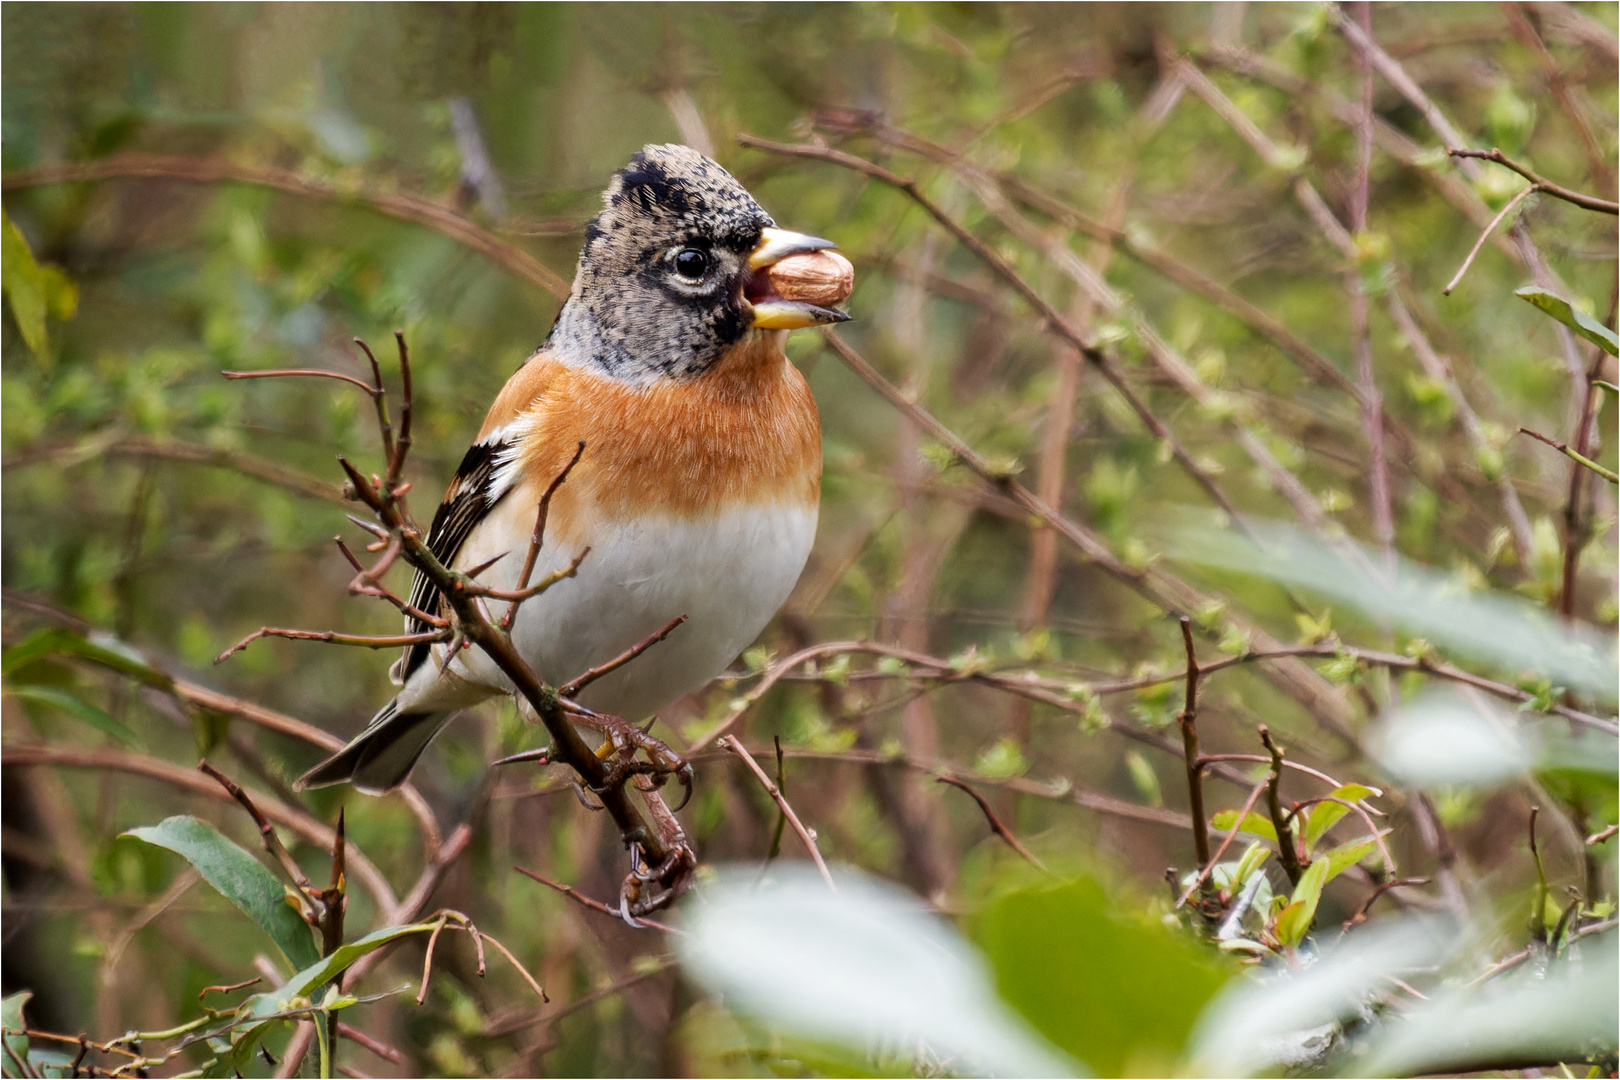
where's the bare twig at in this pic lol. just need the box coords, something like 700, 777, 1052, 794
739, 132, 1244, 524
503, 440, 586, 629
1443, 183, 1540, 295
197, 761, 314, 894
4, 745, 397, 915
1519, 427, 1619, 484
1448, 148, 1618, 216
512, 867, 681, 934
813, 330, 1362, 740
1, 154, 572, 297
935, 776, 1048, 871
221, 368, 382, 395
720, 736, 836, 890
1342, 878, 1432, 931
214, 626, 447, 664
1177, 779, 1268, 908
1587, 824, 1618, 846
477, 931, 547, 1003
336, 1024, 405, 1066
558, 615, 688, 698
1173, 617, 1213, 881
1260, 727, 1304, 887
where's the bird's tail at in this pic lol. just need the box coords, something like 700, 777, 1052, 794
296, 699, 453, 795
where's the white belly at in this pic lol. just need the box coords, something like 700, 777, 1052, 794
412, 500, 816, 720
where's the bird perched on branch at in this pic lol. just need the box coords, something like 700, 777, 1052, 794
301, 144, 851, 793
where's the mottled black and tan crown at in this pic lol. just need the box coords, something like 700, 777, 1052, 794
545, 144, 841, 383
588, 144, 773, 259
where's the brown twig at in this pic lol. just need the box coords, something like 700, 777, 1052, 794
197, 761, 314, 894
739, 132, 1243, 524
221, 368, 382, 395
309, 334, 691, 909
1177, 779, 1268, 909
336, 1024, 405, 1066
1587, 823, 1618, 846
1443, 183, 1540, 295
0, 153, 572, 298
558, 615, 688, 698
1342, 877, 1432, 931
478, 931, 547, 1003
813, 330, 1362, 741
513, 867, 681, 934
1519, 427, 1619, 484
503, 440, 587, 630
1260, 726, 1304, 887
719, 736, 836, 890
1173, 617, 1213, 880
4, 745, 397, 914
214, 626, 448, 664
1448, 148, 1618, 216
936, 775, 1048, 871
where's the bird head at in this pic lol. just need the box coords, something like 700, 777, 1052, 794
548, 144, 847, 382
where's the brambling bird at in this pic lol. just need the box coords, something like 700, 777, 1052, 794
300, 144, 849, 794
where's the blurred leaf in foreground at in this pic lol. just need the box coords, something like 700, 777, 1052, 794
1161, 515, 1619, 701
975, 876, 1233, 1076
677, 865, 1077, 1077
1370, 689, 1618, 790
1188, 916, 1456, 1077
1358, 929, 1617, 1076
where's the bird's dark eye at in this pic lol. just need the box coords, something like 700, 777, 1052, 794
672, 248, 709, 280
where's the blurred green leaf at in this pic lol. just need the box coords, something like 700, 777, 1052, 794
5, 684, 140, 746
978, 876, 1232, 1075
1516, 287, 1619, 356
124, 816, 319, 973
2, 208, 77, 360
2, 628, 174, 690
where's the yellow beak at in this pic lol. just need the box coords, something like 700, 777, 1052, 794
747, 227, 852, 330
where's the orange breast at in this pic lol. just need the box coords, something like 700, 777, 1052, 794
480, 332, 821, 540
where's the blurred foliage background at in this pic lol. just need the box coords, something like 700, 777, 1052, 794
2, 3, 1616, 1077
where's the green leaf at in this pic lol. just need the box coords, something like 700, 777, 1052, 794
1231, 840, 1271, 891
124, 816, 319, 972
1516, 287, 1619, 356
2, 210, 47, 356
1, 628, 174, 690
242, 922, 442, 1019
1302, 783, 1379, 852
977, 876, 1232, 1076
1, 991, 29, 1078
5, 685, 140, 746
1321, 833, 1386, 882
1211, 809, 1277, 842
1275, 858, 1331, 947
